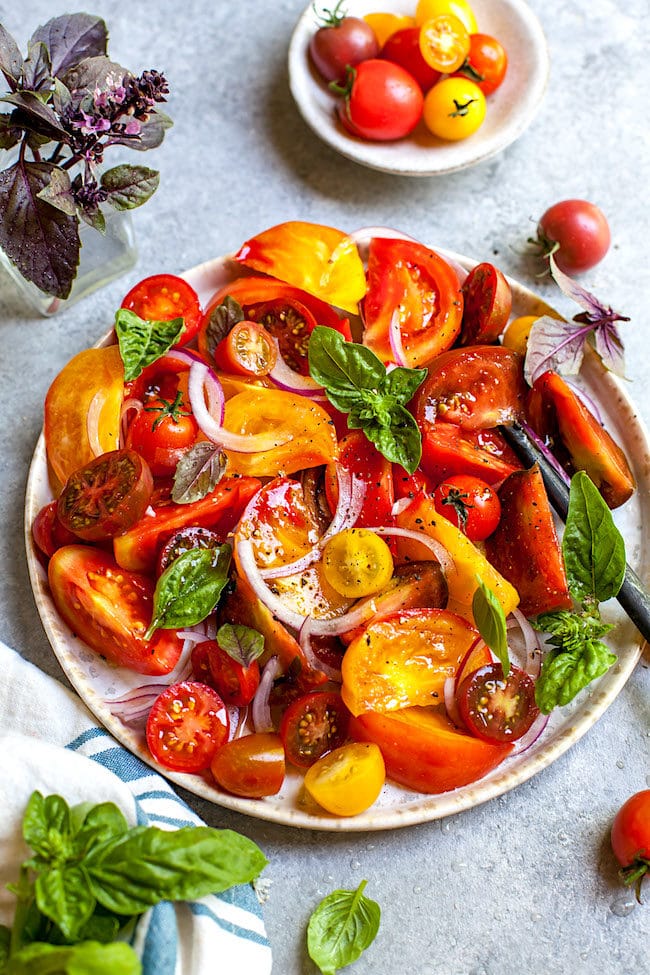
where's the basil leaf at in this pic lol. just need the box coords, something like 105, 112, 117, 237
30, 13, 109, 77
307, 880, 380, 975
0, 925, 9, 968
145, 544, 232, 638
35, 864, 95, 941
23, 792, 71, 859
101, 164, 159, 211
563, 471, 626, 606
217, 623, 265, 667
114, 308, 185, 382
0, 23, 24, 87
172, 442, 226, 504
204, 295, 244, 357
73, 802, 129, 856
6, 939, 141, 975
535, 640, 617, 714
309, 326, 385, 393
85, 826, 267, 915
362, 407, 422, 473
383, 365, 428, 402
473, 579, 509, 676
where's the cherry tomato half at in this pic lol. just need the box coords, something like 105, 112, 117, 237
456, 34, 508, 95
534, 200, 611, 275
210, 733, 286, 798
206, 640, 261, 706
419, 14, 470, 73
458, 662, 539, 743
423, 76, 486, 141
126, 394, 199, 478
279, 691, 350, 768
611, 790, 650, 898
146, 681, 230, 772
304, 742, 385, 816
460, 263, 512, 346
336, 59, 424, 142
433, 474, 501, 541
380, 27, 441, 92
213, 320, 278, 377
121, 274, 203, 346
322, 528, 394, 599
48, 545, 184, 675
32, 500, 81, 560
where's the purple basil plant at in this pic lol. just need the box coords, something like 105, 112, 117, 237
0, 13, 171, 298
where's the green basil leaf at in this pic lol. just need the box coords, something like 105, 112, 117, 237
308, 326, 385, 393
535, 640, 617, 714
35, 864, 95, 941
73, 802, 129, 856
6, 939, 141, 975
382, 365, 427, 402
307, 880, 380, 975
76, 912, 121, 945
85, 826, 267, 915
473, 578, 509, 676
0, 925, 9, 968
114, 308, 185, 382
362, 407, 422, 473
145, 544, 232, 638
217, 623, 265, 667
172, 442, 226, 504
101, 164, 160, 211
204, 295, 244, 357
23, 792, 71, 859
563, 471, 626, 606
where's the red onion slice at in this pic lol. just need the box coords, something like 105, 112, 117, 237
510, 710, 550, 756
87, 391, 110, 457
388, 309, 409, 367
188, 361, 292, 453
268, 338, 327, 400
508, 608, 543, 678
367, 526, 455, 576
298, 618, 342, 682
443, 675, 464, 729
107, 684, 169, 729
252, 656, 280, 732
308, 599, 379, 638
236, 539, 307, 631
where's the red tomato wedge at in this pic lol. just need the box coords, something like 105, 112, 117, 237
459, 263, 512, 345
362, 237, 463, 368
420, 420, 523, 484
325, 430, 394, 528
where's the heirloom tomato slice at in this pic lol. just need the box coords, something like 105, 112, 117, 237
120, 274, 203, 346
350, 705, 512, 794
341, 608, 479, 716
325, 430, 394, 528
44, 345, 124, 492
48, 545, 184, 675
363, 237, 463, 368
419, 421, 523, 484
146, 681, 229, 772
459, 263, 512, 346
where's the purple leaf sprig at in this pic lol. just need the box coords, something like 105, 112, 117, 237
524, 254, 629, 386
0, 13, 172, 299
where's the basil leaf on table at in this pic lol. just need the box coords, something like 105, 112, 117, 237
307, 880, 380, 975
114, 308, 185, 381
472, 578, 509, 677
216, 623, 265, 667
308, 326, 427, 474
144, 543, 232, 639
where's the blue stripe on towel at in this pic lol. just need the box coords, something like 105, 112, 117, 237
189, 901, 269, 947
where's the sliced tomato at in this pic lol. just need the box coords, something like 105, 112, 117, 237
121, 274, 203, 346
48, 545, 184, 675
32, 500, 79, 560
341, 608, 478, 716
528, 370, 635, 509
279, 691, 350, 768
350, 705, 512, 793
304, 742, 386, 816
457, 662, 539, 743
325, 430, 394, 527
420, 420, 523, 484
212, 320, 278, 377
205, 640, 260, 706
485, 464, 573, 617
146, 681, 229, 772
56, 449, 154, 542
245, 297, 316, 375
460, 263, 512, 345
157, 526, 225, 575
210, 733, 286, 797
392, 465, 435, 500
362, 237, 463, 368
415, 345, 527, 432
113, 476, 261, 572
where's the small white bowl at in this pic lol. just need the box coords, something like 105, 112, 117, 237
288, 0, 550, 176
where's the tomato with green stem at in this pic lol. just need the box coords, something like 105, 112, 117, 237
457, 662, 539, 743
121, 274, 203, 346
126, 390, 199, 478
334, 60, 424, 142
433, 474, 501, 541
146, 681, 230, 772
611, 790, 650, 901
533, 200, 611, 275
423, 76, 486, 141
456, 34, 508, 95
309, 0, 379, 83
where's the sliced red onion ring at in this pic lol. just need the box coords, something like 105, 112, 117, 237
453, 637, 491, 694
188, 361, 292, 453
268, 337, 327, 400
252, 656, 280, 733
298, 618, 342, 682
388, 309, 408, 367
120, 396, 143, 447
107, 684, 169, 729
366, 526, 455, 577
510, 710, 550, 756
391, 497, 414, 518
236, 539, 307, 631
443, 675, 464, 729
308, 599, 379, 638
87, 391, 110, 457
508, 608, 543, 678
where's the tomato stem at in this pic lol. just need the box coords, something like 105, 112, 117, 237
313, 0, 347, 28
619, 859, 649, 904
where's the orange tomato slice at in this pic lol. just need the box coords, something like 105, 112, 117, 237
419, 14, 470, 73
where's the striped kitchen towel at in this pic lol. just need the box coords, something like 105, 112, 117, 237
0, 640, 273, 975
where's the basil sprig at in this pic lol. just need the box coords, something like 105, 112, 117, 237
308, 326, 427, 474
144, 544, 232, 639
534, 471, 625, 713
1, 790, 266, 969
307, 880, 380, 975
114, 307, 185, 381
472, 578, 510, 677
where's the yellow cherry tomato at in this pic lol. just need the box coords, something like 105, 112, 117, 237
415, 0, 478, 33
419, 15, 470, 73
423, 77, 486, 141
322, 528, 394, 598
364, 12, 415, 47
304, 742, 386, 816
501, 315, 539, 355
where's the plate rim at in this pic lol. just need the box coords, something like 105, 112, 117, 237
24, 246, 650, 832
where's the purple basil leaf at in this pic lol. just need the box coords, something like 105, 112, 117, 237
108, 112, 172, 151
0, 113, 20, 150
0, 160, 79, 297
36, 167, 76, 216
591, 324, 626, 377
524, 315, 590, 385
63, 56, 128, 96
172, 442, 227, 504
30, 13, 108, 78
101, 164, 159, 210
78, 204, 106, 233
1, 91, 68, 140
52, 78, 72, 115
0, 23, 23, 89
549, 254, 605, 317
216, 623, 265, 668
22, 41, 52, 92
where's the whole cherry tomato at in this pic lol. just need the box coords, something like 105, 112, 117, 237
309, 1, 379, 83
304, 742, 386, 816
610, 790, 650, 900
126, 391, 198, 478
456, 34, 508, 95
433, 474, 501, 541
336, 60, 424, 142
210, 733, 286, 798
380, 27, 441, 92
415, 0, 478, 34
534, 200, 611, 275
423, 76, 486, 141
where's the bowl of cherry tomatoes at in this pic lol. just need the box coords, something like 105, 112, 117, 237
288, 0, 549, 176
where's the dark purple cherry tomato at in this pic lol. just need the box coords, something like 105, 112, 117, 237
309, 3, 379, 83
458, 662, 539, 744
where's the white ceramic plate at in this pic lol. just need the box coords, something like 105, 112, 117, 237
288, 0, 550, 176
25, 249, 649, 831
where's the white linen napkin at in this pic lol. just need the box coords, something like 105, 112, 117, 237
0, 640, 273, 975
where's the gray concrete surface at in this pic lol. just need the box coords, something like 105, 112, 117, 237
0, 1, 648, 972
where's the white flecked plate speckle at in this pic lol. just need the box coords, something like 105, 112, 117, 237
288, 0, 550, 176
25, 248, 649, 831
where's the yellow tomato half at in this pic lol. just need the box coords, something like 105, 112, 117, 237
304, 742, 386, 816
419, 15, 470, 73
322, 529, 394, 598
415, 0, 478, 33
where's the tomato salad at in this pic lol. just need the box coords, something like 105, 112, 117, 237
33, 220, 636, 818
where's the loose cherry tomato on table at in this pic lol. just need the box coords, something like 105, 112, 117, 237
334, 60, 424, 142
48, 545, 184, 675
460, 262, 512, 345
423, 76, 486, 140
210, 733, 286, 798
380, 27, 441, 92
456, 34, 508, 95
309, 1, 379, 83
533, 200, 611, 275
610, 790, 650, 900
433, 474, 501, 541
304, 742, 386, 816
121, 274, 203, 346
419, 14, 470, 73
212, 320, 277, 377
279, 691, 350, 768
205, 640, 261, 706
415, 0, 478, 34
146, 681, 230, 773
126, 392, 198, 478
457, 662, 539, 743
